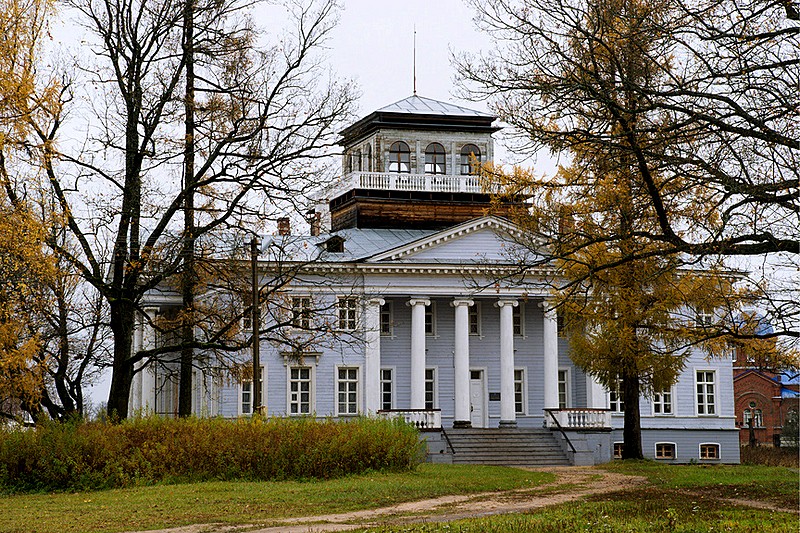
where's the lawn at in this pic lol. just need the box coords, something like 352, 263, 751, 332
355, 462, 800, 533
0, 464, 552, 533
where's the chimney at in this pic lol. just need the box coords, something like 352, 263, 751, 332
277, 217, 291, 236
307, 209, 321, 236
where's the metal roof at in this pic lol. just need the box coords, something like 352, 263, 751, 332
376, 95, 493, 118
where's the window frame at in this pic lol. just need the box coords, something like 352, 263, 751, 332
238, 365, 266, 416
388, 141, 411, 173
513, 302, 525, 337
695, 369, 717, 416
652, 387, 675, 416
514, 368, 528, 415
613, 442, 624, 459
609, 378, 625, 414
291, 296, 312, 330
695, 308, 714, 328
380, 302, 394, 337
425, 301, 437, 337
337, 296, 358, 331
424, 142, 447, 175
468, 302, 481, 336
655, 442, 677, 460
287, 365, 314, 416
380, 367, 394, 411
460, 144, 481, 175
335, 365, 361, 417
424, 367, 438, 410
699, 443, 720, 460
558, 368, 571, 409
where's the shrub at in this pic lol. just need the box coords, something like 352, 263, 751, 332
0, 416, 422, 493
740, 445, 799, 468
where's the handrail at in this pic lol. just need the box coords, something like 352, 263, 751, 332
544, 408, 577, 454
440, 427, 456, 455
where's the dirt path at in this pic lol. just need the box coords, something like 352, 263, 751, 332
129, 466, 793, 533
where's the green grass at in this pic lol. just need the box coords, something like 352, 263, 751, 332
0, 464, 553, 533
354, 462, 799, 533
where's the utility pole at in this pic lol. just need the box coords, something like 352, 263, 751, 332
250, 237, 261, 413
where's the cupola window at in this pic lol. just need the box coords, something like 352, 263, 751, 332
425, 143, 446, 175
460, 144, 481, 175
389, 141, 411, 173
354, 149, 362, 171
365, 144, 372, 171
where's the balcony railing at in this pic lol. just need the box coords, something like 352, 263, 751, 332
545, 408, 611, 429
377, 408, 442, 429
331, 171, 494, 197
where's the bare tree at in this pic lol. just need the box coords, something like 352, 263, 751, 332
458, 0, 799, 338
17, 0, 356, 419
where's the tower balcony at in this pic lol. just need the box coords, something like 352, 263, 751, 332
328, 171, 496, 200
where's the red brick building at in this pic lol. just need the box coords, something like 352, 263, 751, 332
733, 350, 799, 446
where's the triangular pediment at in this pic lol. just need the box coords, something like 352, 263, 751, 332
367, 216, 543, 264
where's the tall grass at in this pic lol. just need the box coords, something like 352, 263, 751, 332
740, 445, 799, 467
0, 416, 423, 493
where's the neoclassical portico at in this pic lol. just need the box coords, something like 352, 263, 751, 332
367, 295, 560, 428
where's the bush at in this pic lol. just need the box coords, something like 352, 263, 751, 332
0, 416, 423, 493
740, 445, 799, 468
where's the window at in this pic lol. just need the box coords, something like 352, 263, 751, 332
337, 297, 357, 331
424, 143, 446, 174
337, 367, 359, 416
513, 303, 524, 336
240, 380, 252, 415
558, 369, 570, 409
743, 408, 763, 427
514, 369, 526, 414
653, 389, 673, 415
469, 303, 481, 336
380, 368, 393, 410
695, 308, 714, 327
655, 442, 676, 460
699, 443, 720, 460
613, 442, 624, 459
354, 149, 362, 172
696, 370, 716, 415
291, 296, 311, 329
389, 141, 411, 173
609, 379, 624, 413
289, 366, 312, 415
425, 368, 437, 410
365, 144, 372, 171
425, 302, 436, 336
380, 302, 393, 336
460, 144, 481, 175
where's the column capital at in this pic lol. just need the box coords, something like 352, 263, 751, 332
451, 298, 474, 308
142, 306, 160, 317
495, 299, 519, 308
407, 298, 431, 307
367, 297, 386, 307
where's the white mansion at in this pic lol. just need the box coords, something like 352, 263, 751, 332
131, 95, 740, 465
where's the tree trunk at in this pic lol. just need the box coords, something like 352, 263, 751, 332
106, 299, 136, 419
178, 0, 196, 418
621, 371, 644, 459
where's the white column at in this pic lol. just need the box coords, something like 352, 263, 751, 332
130, 312, 144, 410
364, 297, 385, 414
586, 374, 607, 409
140, 307, 158, 413
542, 301, 559, 411
408, 298, 430, 409
452, 299, 473, 428
497, 299, 518, 427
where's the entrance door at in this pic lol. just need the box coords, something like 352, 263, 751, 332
469, 370, 486, 428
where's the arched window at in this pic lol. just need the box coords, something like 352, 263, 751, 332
425, 143, 446, 174
365, 144, 372, 172
460, 144, 481, 175
389, 141, 411, 173
354, 149, 362, 172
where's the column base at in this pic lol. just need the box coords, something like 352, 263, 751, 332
499, 420, 518, 428
452, 420, 472, 429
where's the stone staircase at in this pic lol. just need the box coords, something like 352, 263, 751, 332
444, 428, 571, 466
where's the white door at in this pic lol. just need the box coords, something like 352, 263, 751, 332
469, 370, 486, 428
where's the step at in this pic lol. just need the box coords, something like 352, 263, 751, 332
435, 427, 571, 466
